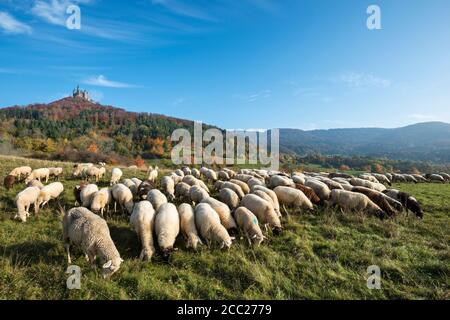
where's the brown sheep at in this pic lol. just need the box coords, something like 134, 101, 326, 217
295, 184, 321, 205
352, 186, 398, 218
3, 175, 16, 190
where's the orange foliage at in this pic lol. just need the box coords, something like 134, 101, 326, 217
134, 156, 145, 168
339, 165, 351, 171
87, 143, 98, 153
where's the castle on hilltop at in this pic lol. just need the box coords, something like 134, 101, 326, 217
72, 85, 92, 101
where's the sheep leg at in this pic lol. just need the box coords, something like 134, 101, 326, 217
66, 244, 72, 264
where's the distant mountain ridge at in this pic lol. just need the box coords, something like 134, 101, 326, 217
279, 122, 450, 163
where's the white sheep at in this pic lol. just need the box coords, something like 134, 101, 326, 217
27, 179, 44, 189
161, 176, 176, 201
170, 173, 183, 184
110, 168, 123, 186
178, 203, 202, 250
234, 207, 265, 246
189, 185, 209, 204
202, 168, 218, 182
155, 203, 180, 260
147, 189, 168, 212
25, 168, 50, 184
247, 177, 265, 190
48, 167, 63, 180
252, 190, 281, 217
219, 188, 240, 210
181, 167, 191, 176
329, 189, 385, 217
62, 207, 123, 278
191, 168, 201, 178
292, 174, 306, 185
229, 179, 250, 194
201, 197, 237, 231
73, 163, 93, 178
305, 179, 331, 201
175, 182, 191, 201
35, 182, 64, 213
130, 201, 156, 261
220, 182, 245, 199
86, 166, 105, 182
218, 170, 231, 181
15, 186, 40, 222
123, 179, 138, 196
194, 203, 232, 249
147, 166, 159, 182
274, 186, 313, 212
91, 188, 112, 216
268, 175, 295, 189
234, 174, 253, 183
9, 166, 32, 180
350, 178, 386, 192
80, 184, 99, 208
252, 185, 281, 217
174, 169, 185, 177
111, 183, 134, 214
240, 194, 282, 235
131, 178, 143, 188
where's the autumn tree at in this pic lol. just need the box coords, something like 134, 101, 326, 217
87, 143, 98, 153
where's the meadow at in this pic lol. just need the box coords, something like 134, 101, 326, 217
0, 155, 448, 300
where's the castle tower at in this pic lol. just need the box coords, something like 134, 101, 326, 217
73, 86, 92, 101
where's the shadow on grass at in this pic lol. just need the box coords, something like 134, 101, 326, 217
109, 225, 140, 260
4, 240, 61, 266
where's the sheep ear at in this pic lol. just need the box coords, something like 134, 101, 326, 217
103, 260, 112, 269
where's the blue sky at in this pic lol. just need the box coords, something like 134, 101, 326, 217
0, 0, 449, 130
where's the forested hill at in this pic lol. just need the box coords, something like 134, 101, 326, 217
0, 97, 210, 164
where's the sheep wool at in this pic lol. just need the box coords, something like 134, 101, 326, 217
194, 203, 232, 249
130, 201, 156, 261
155, 203, 180, 259
178, 203, 202, 250
201, 197, 237, 231
234, 207, 265, 246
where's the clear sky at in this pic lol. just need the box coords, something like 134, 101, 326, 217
1, 0, 449, 130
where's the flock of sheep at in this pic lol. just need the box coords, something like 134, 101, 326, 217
4, 163, 450, 279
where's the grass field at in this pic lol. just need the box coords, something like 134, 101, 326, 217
0, 155, 449, 300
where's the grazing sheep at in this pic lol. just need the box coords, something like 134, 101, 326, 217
359, 174, 379, 183
9, 166, 32, 180
392, 174, 407, 183
170, 173, 183, 184
86, 167, 105, 182
411, 174, 428, 183
403, 174, 418, 183
372, 173, 392, 186
27, 179, 44, 189
174, 169, 185, 177
155, 203, 180, 260
189, 185, 209, 204
123, 179, 138, 196
73, 163, 93, 178
91, 188, 112, 216
48, 167, 63, 180
247, 177, 265, 190
426, 174, 445, 183
219, 188, 240, 210
234, 174, 254, 183
201, 168, 218, 182
294, 184, 321, 205
35, 182, 64, 213
147, 189, 168, 212
317, 177, 344, 190
439, 172, 450, 181
62, 207, 123, 278
274, 186, 313, 212
385, 173, 393, 181
350, 178, 386, 192
240, 194, 282, 235
251, 185, 281, 217
220, 182, 245, 199
252, 190, 280, 217
191, 168, 201, 179
15, 187, 41, 222
329, 173, 354, 179
182, 175, 200, 187
201, 197, 237, 231
3, 175, 16, 190
178, 203, 202, 250
234, 207, 265, 246
130, 201, 156, 261
175, 182, 191, 201
292, 174, 306, 185
25, 168, 50, 184
194, 203, 233, 249
136, 180, 154, 200
147, 166, 159, 183
218, 170, 231, 181
73, 182, 87, 206
181, 167, 191, 176
110, 168, 123, 186
382, 189, 424, 218
268, 175, 295, 189
201, 197, 237, 230
161, 176, 176, 201
329, 189, 385, 218
111, 184, 134, 214
351, 186, 399, 217
131, 178, 143, 188
229, 179, 250, 194
80, 184, 99, 208
305, 179, 331, 201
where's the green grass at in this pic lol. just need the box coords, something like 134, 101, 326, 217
0, 155, 449, 300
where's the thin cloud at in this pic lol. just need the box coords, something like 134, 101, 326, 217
234, 90, 271, 102
0, 11, 32, 34
172, 97, 185, 106
409, 113, 437, 121
338, 72, 391, 88
83, 75, 138, 88
151, 0, 216, 21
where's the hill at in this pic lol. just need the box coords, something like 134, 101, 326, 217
0, 97, 215, 164
279, 122, 450, 163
